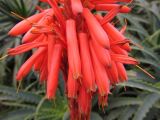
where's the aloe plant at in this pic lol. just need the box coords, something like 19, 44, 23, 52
0, 0, 160, 120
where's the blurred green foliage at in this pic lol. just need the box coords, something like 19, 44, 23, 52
0, 0, 160, 120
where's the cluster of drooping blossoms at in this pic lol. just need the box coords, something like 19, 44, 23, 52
8, 0, 138, 119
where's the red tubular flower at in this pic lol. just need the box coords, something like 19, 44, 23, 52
8, 42, 47, 55
22, 10, 54, 43
106, 61, 119, 85
8, 12, 45, 36
116, 62, 128, 82
47, 44, 62, 99
22, 34, 44, 43
104, 23, 127, 41
47, 34, 55, 72
104, 23, 132, 51
90, 41, 110, 97
90, 41, 111, 108
39, 56, 48, 83
79, 33, 96, 92
16, 47, 46, 81
22, 29, 40, 43
33, 53, 45, 71
7, 0, 141, 119
83, 8, 110, 49
66, 19, 81, 80
111, 53, 139, 65
96, 14, 132, 51
95, 4, 131, 13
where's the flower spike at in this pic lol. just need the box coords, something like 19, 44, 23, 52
7, 0, 140, 119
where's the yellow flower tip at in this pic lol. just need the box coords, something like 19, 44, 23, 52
73, 73, 82, 80
86, 87, 96, 93
124, 18, 128, 25
136, 65, 156, 79
0, 54, 8, 61
11, 11, 25, 20
131, 41, 144, 49
16, 81, 22, 93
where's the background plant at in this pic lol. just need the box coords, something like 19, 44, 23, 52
0, 0, 160, 120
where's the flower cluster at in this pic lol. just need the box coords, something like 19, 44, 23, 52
8, 0, 138, 119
